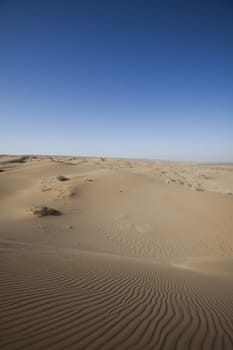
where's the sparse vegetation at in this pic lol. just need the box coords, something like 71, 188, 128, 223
31, 206, 62, 217
195, 186, 205, 192
57, 175, 69, 182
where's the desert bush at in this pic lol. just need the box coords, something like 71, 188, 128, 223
56, 176, 69, 181
31, 206, 62, 217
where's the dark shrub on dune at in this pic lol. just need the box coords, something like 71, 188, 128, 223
56, 176, 69, 182
32, 206, 62, 217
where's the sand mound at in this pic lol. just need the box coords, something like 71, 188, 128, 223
1, 155, 29, 164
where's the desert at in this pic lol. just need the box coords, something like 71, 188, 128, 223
0, 155, 233, 349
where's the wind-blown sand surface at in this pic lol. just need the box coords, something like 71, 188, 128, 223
0, 155, 233, 349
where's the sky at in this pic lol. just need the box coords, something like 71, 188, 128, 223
0, 0, 233, 161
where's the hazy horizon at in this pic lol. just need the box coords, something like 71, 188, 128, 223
2, 153, 233, 164
1, 1, 233, 161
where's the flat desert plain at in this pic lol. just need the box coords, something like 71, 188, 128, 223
0, 155, 233, 350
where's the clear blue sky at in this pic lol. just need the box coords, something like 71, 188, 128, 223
0, 0, 233, 161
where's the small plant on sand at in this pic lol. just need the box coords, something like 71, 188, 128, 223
56, 175, 69, 182
195, 186, 205, 192
31, 206, 62, 217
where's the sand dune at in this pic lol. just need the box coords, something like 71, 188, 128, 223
0, 156, 233, 349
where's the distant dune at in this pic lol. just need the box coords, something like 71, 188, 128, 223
0, 155, 233, 349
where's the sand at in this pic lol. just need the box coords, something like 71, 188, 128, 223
0, 155, 233, 349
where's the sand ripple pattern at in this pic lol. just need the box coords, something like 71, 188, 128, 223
102, 220, 208, 259
0, 251, 233, 350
